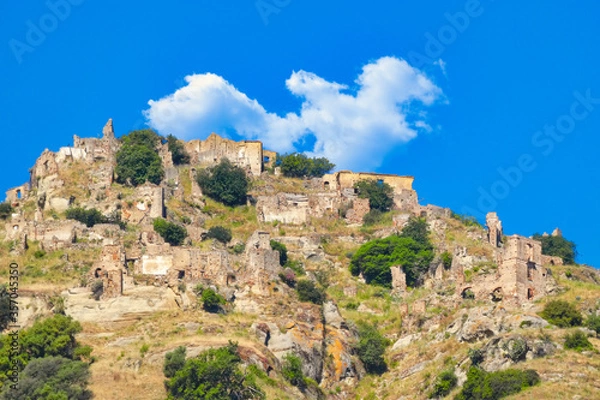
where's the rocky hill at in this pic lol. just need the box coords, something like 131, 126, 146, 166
0, 120, 599, 399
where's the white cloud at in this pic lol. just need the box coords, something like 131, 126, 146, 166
144, 56, 443, 171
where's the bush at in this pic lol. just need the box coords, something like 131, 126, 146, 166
429, 369, 457, 398
0, 356, 91, 400
502, 338, 528, 362
532, 233, 577, 265
540, 300, 583, 327
167, 134, 190, 165
199, 288, 226, 313
153, 218, 187, 246
66, 207, 107, 227
296, 280, 325, 305
441, 251, 453, 269
165, 342, 264, 399
354, 179, 394, 212
270, 240, 288, 266
564, 330, 594, 351
196, 159, 249, 207
115, 129, 164, 186
164, 346, 187, 378
279, 153, 335, 178
586, 314, 600, 335
349, 232, 434, 288
355, 321, 390, 374
279, 268, 297, 288
0, 203, 13, 220
455, 366, 540, 400
362, 209, 384, 226
468, 348, 484, 366
450, 212, 482, 228
205, 226, 232, 244
90, 280, 103, 301
0, 285, 12, 332
282, 353, 306, 390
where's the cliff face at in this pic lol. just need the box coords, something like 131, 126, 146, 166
1, 120, 599, 399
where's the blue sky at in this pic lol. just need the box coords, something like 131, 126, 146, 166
1, 0, 599, 267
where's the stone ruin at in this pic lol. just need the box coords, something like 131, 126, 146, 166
457, 212, 553, 305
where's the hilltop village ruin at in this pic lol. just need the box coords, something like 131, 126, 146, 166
4, 119, 563, 308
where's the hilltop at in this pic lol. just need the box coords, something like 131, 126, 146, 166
0, 120, 599, 399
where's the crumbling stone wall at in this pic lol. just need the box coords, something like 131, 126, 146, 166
5, 184, 30, 204
184, 133, 265, 176
242, 231, 282, 295
486, 212, 503, 247
345, 198, 370, 224
390, 266, 407, 292
256, 193, 310, 225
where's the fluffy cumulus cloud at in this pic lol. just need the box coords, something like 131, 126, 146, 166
144, 56, 443, 171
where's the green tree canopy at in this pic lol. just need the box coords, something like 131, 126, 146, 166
206, 226, 232, 244
121, 129, 162, 149
165, 342, 264, 400
115, 143, 164, 186
540, 300, 583, 327
196, 159, 249, 207
167, 134, 191, 165
0, 203, 13, 220
164, 346, 187, 379
355, 321, 390, 375
0, 356, 91, 400
154, 219, 187, 246
532, 233, 577, 265
354, 179, 394, 212
279, 153, 335, 178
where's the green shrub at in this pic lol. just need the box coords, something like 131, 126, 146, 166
167, 134, 190, 165
354, 179, 394, 212
200, 288, 226, 313
468, 348, 484, 366
270, 240, 288, 266
296, 280, 325, 305
532, 233, 577, 265
362, 209, 384, 226
502, 338, 528, 362
282, 353, 306, 390
279, 153, 335, 178
540, 300, 583, 327
115, 129, 164, 186
154, 218, 187, 246
0, 286, 12, 332
165, 342, 264, 399
564, 330, 594, 351
355, 321, 390, 375
0, 356, 91, 400
279, 268, 297, 288
429, 369, 457, 398
349, 229, 434, 288
33, 249, 46, 259
66, 207, 107, 227
140, 343, 150, 358
206, 226, 232, 244
0, 203, 13, 220
441, 251, 453, 269
232, 243, 246, 254
90, 280, 103, 301
450, 212, 482, 228
456, 366, 540, 400
164, 346, 187, 378
196, 159, 249, 207
586, 314, 600, 335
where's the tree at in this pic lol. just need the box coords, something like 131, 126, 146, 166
296, 280, 325, 305
429, 369, 457, 398
564, 330, 593, 352
353, 179, 394, 212
167, 134, 191, 165
270, 240, 288, 266
121, 129, 161, 148
154, 219, 187, 246
196, 159, 249, 207
165, 342, 264, 400
540, 300, 583, 327
200, 288, 226, 313
349, 235, 434, 288
532, 233, 577, 265
66, 207, 106, 227
115, 144, 164, 186
206, 226, 232, 244
355, 322, 390, 374
281, 354, 305, 390
164, 346, 187, 379
586, 314, 600, 335
0, 356, 91, 400
0, 286, 11, 332
399, 217, 432, 247
0, 203, 13, 220
279, 153, 335, 178
455, 367, 540, 400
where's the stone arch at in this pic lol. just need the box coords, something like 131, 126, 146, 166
16, 189, 21, 199
324, 181, 330, 190
94, 268, 103, 278
227, 273, 237, 287
527, 288, 535, 300
490, 287, 503, 302
461, 287, 475, 299
177, 270, 185, 280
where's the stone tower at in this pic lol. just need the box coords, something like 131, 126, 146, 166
486, 212, 503, 248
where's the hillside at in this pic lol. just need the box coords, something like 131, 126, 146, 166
0, 120, 598, 400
